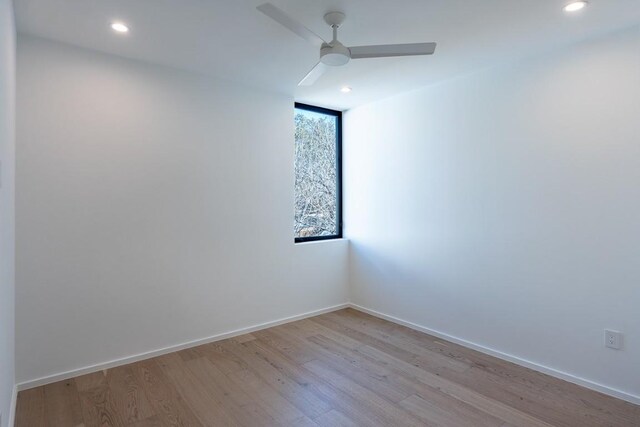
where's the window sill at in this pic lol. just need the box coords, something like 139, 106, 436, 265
294, 238, 348, 246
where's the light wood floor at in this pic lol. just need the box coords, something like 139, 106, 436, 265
16, 308, 640, 426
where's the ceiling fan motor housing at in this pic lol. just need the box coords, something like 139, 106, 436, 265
321, 42, 351, 66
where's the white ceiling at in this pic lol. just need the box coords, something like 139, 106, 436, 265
15, 0, 640, 110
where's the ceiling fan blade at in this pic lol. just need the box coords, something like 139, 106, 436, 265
349, 42, 437, 59
298, 62, 328, 86
257, 3, 326, 47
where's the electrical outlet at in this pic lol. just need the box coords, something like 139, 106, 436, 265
605, 330, 623, 350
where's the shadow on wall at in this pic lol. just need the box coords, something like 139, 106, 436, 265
348, 240, 423, 306
347, 237, 519, 328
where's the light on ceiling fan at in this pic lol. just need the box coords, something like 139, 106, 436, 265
110, 22, 130, 33
341, 86, 352, 93
563, 1, 588, 12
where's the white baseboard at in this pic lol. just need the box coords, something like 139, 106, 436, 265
16, 303, 349, 392
15, 301, 640, 407
7, 384, 17, 427
348, 303, 640, 406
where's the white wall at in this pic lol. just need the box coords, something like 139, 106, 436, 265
16, 36, 348, 385
345, 26, 640, 401
0, 0, 16, 424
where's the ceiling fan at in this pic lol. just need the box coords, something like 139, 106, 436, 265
257, 3, 437, 86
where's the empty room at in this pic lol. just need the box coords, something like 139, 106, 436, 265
1, 0, 639, 425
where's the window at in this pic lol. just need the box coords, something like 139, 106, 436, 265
294, 103, 342, 242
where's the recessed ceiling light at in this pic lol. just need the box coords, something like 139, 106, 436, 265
340, 86, 352, 93
563, 1, 588, 12
110, 22, 130, 33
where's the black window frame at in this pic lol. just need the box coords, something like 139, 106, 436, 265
294, 102, 343, 243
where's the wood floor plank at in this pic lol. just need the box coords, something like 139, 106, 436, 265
440, 360, 640, 427
324, 309, 472, 373
357, 343, 557, 427
314, 311, 625, 427
201, 341, 251, 374
343, 307, 629, 424
16, 309, 640, 427
306, 333, 423, 397
43, 379, 84, 426
234, 333, 257, 344
77, 385, 126, 427
184, 356, 280, 427
107, 365, 155, 424
340, 308, 533, 376
259, 324, 410, 402
128, 415, 163, 427
303, 359, 426, 427
131, 358, 204, 427
75, 370, 127, 427
306, 315, 558, 427
228, 367, 315, 425
281, 319, 367, 350
304, 333, 512, 427
313, 409, 358, 427
252, 328, 319, 364
240, 339, 381, 426
155, 352, 239, 426
216, 338, 334, 420
75, 370, 109, 392
539, 377, 640, 427
311, 314, 471, 377
398, 391, 504, 427
15, 387, 45, 426
297, 333, 413, 403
